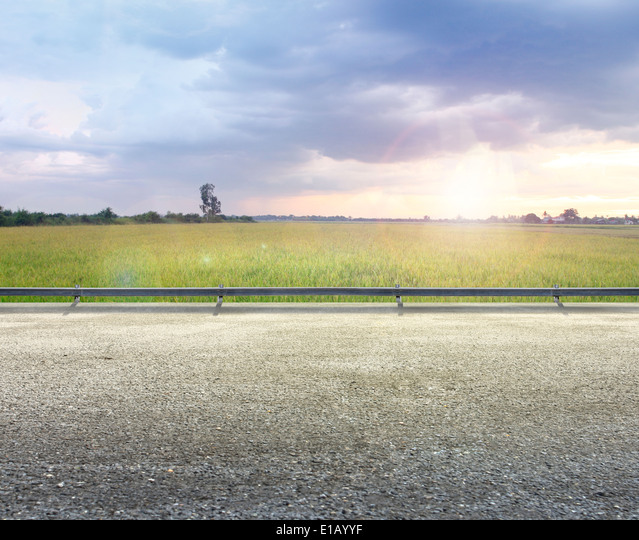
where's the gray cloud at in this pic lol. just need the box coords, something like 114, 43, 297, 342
1, 0, 638, 214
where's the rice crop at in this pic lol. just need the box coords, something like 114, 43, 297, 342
1, 222, 638, 302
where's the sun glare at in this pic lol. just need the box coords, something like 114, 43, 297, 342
442, 177, 489, 218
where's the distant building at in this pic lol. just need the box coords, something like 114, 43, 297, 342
540, 213, 565, 224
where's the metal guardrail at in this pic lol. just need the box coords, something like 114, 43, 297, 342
1, 286, 639, 306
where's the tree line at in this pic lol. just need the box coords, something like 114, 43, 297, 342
0, 184, 255, 227
1, 201, 636, 228
0, 206, 255, 227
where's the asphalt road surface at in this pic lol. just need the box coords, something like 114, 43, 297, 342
1, 302, 638, 520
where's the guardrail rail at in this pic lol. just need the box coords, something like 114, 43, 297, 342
1, 285, 639, 307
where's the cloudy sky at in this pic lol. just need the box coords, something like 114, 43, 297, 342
1, 0, 639, 219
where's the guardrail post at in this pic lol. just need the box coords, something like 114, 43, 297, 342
395, 283, 403, 307
217, 284, 224, 306
553, 284, 562, 306
73, 284, 81, 305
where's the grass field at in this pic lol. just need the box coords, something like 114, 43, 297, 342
1, 222, 638, 302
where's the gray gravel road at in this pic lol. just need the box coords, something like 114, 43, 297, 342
1, 302, 638, 520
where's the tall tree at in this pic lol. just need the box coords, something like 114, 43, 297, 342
199, 183, 221, 221
96, 207, 117, 222
561, 208, 580, 223
523, 213, 541, 224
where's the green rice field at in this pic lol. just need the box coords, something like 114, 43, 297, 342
1, 222, 638, 302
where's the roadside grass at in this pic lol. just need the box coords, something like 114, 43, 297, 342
1, 222, 638, 302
